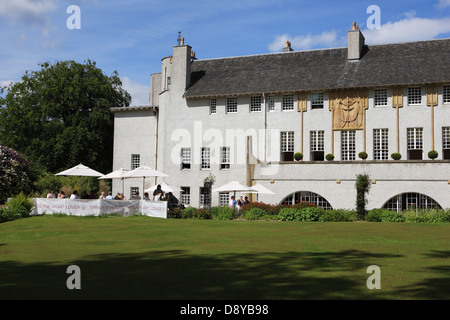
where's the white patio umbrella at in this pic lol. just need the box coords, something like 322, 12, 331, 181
98, 168, 130, 194
55, 163, 104, 196
123, 166, 168, 194
145, 182, 182, 194
212, 181, 257, 197
250, 183, 275, 201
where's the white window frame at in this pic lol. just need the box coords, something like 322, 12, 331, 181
180, 148, 191, 170
130, 187, 139, 198
210, 98, 217, 114
373, 129, 389, 160
201, 147, 210, 170
281, 131, 294, 161
374, 89, 388, 107
131, 154, 140, 170
443, 127, 450, 149
250, 96, 262, 112
407, 127, 423, 150
311, 93, 324, 109
180, 187, 190, 206
341, 130, 356, 161
282, 94, 294, 111
408, 87, 422, 105
226, 97, 237, 113
268, 95, 275, 111
443, 85, 450, 104
219, 193, 230, 207
220, 146, 230, 170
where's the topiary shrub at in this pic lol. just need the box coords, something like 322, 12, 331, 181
325, 153, 334, 161
428, 150, 438, 160
294, 152, 303, 161
391, 153, 401, 160
358, 151, 368, 160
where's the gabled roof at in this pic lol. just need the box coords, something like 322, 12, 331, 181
185, 38, 450, 98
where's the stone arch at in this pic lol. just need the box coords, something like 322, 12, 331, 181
280, 191, 333, 210
382, 192, 442, 212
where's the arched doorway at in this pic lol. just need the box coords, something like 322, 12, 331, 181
383, 193, 442, 212
281, 191, 333, 210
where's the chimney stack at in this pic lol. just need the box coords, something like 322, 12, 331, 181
283, 40, 294, 52
348, 22, 365, 61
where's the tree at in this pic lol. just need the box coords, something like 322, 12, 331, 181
355, 174, 371, 220
0, 60, 131, 173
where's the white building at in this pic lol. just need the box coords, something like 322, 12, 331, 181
112, 24, 450, 211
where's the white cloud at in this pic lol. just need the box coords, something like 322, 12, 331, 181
363, 16, 450, 45
436, 0, 450, 8
121, 77, 150, 107
268, 30, 342, 52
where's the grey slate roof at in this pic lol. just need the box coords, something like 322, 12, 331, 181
185, 38, 450, 98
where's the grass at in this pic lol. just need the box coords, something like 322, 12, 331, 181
0, 215, 449, 300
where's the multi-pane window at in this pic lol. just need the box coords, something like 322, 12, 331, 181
282, 94, 294, 111
130, 187, 139, 199
373, 129, 389, 160
180, 148, 191, 170
219, 193, 230, 207
201, 147, 210, 169
310, 130, 324, 161
180, 187, 190, 205
220, 147, 230, 169
443, 127, 450, 159
384, 193, 441, 212
444, 85, 450, 104
341, 130, 356, 161
250, 96, 262, 112
374, 89, 388, 107
210, 98, 217, 114
407, 127, 423, 160
281, 131, 294, 161
268, 95, 275, 111
131, 154, 140, 170
408, 87, 422, 105
226, 97, 237, 113
311, 93, 324, 109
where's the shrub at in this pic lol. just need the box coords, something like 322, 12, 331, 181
277, 208, 297, 221
381, 211, 405, 223
322, 209, 357, 222
427, 150, 438, 160
403, 208, 450, 223
366, 209, 392, 222
358, 151, 368, 160
391, 153, 401, 160
325, 153, 334, 161
192, 209, 213, 220
355, 174, 371, 219
212, 206, 235, 220
294, 152, 303, 161
244, 207, 267, 220
296, 207, 325, 222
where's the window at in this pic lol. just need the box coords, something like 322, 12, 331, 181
408, 87, 422, 105
310, 130, 324, 161
373, 129, 389, 160
130, 187, 139, 199
281, 191, 333, 210
226, 97, 237, 113
282, 94, 294, 111
407, 128, 423, 160
268, 95, 275, 111
443, 127, 450, 160
250, 96, 262, 112
311, 93, 324, 109
341, 130, 356, 161
281, 131, 294, 161
219, 193, 230, 207
131, 154, 140, 170
210, 98, 217, 114
180, 187, 190, 205
444, 85, 450, 104
384, 193, 441, 212
180, 148, 191, 170
220, 147, 230, 169
374, 89, 388, 107
201, 147, 210, 169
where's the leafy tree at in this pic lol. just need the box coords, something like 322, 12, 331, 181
0, 60, 131, 173
355, 174, 371, 219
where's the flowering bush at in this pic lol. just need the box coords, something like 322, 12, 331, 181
0, 145, 32, 203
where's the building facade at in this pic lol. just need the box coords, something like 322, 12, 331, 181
112, 25, 450, 211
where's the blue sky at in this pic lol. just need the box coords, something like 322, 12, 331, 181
1, 0, 450, 106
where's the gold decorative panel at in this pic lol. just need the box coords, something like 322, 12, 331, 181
392, 86, 403, 108
297, 92, 307, 112
329, 89, 368, 130
426, 85, 438, 107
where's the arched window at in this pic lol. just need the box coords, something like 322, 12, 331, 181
383, 193, 442, 212
281, 191, 333, 210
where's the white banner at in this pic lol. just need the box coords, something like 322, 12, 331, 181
33, 198, 167, 219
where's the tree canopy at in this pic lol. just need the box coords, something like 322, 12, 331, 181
0, 60, 131, 173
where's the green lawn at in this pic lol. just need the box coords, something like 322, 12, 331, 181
0, 215, 449, 300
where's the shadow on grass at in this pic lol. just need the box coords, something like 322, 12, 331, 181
0, 249, 418, 300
